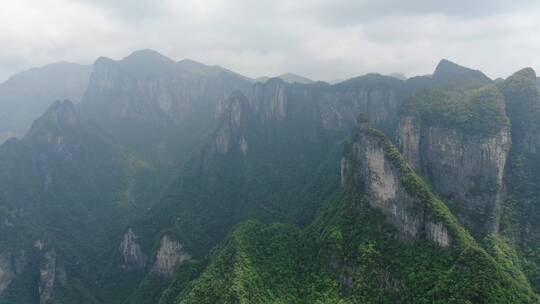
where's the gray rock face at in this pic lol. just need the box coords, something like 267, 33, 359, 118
0, 253, 15, 296
212, 92, 249, 154
318, 84, 401, 133
502, 68, 540, 155
79, 50, 251, 126
0, 250, 28, 297
119, 228, 147, 270
39, 249, 57, 304
152, 235, 190, 277
397, 117, 511, 233
249, 79, 288, 123
24, 242, 66, 304
212, 75, 404, 154
343, 127, 451, 247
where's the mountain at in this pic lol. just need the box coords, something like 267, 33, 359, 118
0, 100, 140, 303
2, 55, 540, 303
157, 120, 537, 303
255, 73, 314, 84
79, 49, 251, 125
275, 73, 314, 84
0, 50, 254, 303
128, 61, 540, 303
0, 62, 91, 143
397, 86, 510, 235
405, 59, 492, 93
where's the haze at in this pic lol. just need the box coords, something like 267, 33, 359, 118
1, 0, 540, 82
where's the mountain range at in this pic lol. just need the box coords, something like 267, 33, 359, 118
0, 50, 540, 303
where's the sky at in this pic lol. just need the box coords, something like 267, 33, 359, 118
1, 0, 540, 82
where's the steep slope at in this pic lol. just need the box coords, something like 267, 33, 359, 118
498, 68, 540, 290
79, 49, 253, 171
156, 122, 538, 303
121, 74, 406, 303
397, 86, 511, 235
405, 59, 492, 93
132, 73, 406, 246
1, 57, 525, 303
79, 49, 251, 126
0, 62, 91, 143
0, 100, 172, 303
122, 60, 505, 303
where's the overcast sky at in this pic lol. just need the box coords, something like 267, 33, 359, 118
1, 0, 540, 82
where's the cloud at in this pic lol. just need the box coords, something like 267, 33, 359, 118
0, 0, 539, 82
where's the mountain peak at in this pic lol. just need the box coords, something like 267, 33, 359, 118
431, 59, 491, 88
124, 49, 174, 63
510, 67, 537, 81
277, 73, 314, 84
434, 59, 480, 78
27, 100, 78, 137
115, 49, 176, 74
177, 59, 224, 76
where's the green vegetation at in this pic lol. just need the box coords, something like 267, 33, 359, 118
404, 86, 509, 135
155, 126, 539, 303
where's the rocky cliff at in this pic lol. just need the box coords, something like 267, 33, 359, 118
0, 253, 15, 295
38, 246, 66, 304
79, 49, 251, 126
342, 123, 458, 247
397, 86, 511, 235
397, 118, 511, 234
119, 228, 147, 270
212, 74, 405, 154
151, 235, 190, 277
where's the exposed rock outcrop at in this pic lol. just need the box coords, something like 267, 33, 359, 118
0, 250, 28, 297
152, 235, 190, 277
79, 50, 251, 126
249, 79, 288, 122
397, 117, 511, 234
39, 248, 65, 304
0, 253, 15, 295
119, 228, 147, 270
343, 125, 451, 247
212, 75, 405, 155
212, 92, 249, 155
501, 68, 540, 154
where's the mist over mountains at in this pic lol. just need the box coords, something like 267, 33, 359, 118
1, 49, 540, 303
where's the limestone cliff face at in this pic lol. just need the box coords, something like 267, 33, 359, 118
39, 248, 66, 304
397, 117, 511, 234
0, 253, 15, 295
343, 124, 451, 247
79, 50, 251, 125
119, 228, 147, 270
319, 78, 402, 133
502, 68, 540, 154
212, 92, 250, 155
500, 68, 540, 244
212, 75, 404, 155
152, 235, 190, 277
249, 79, 288, 122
